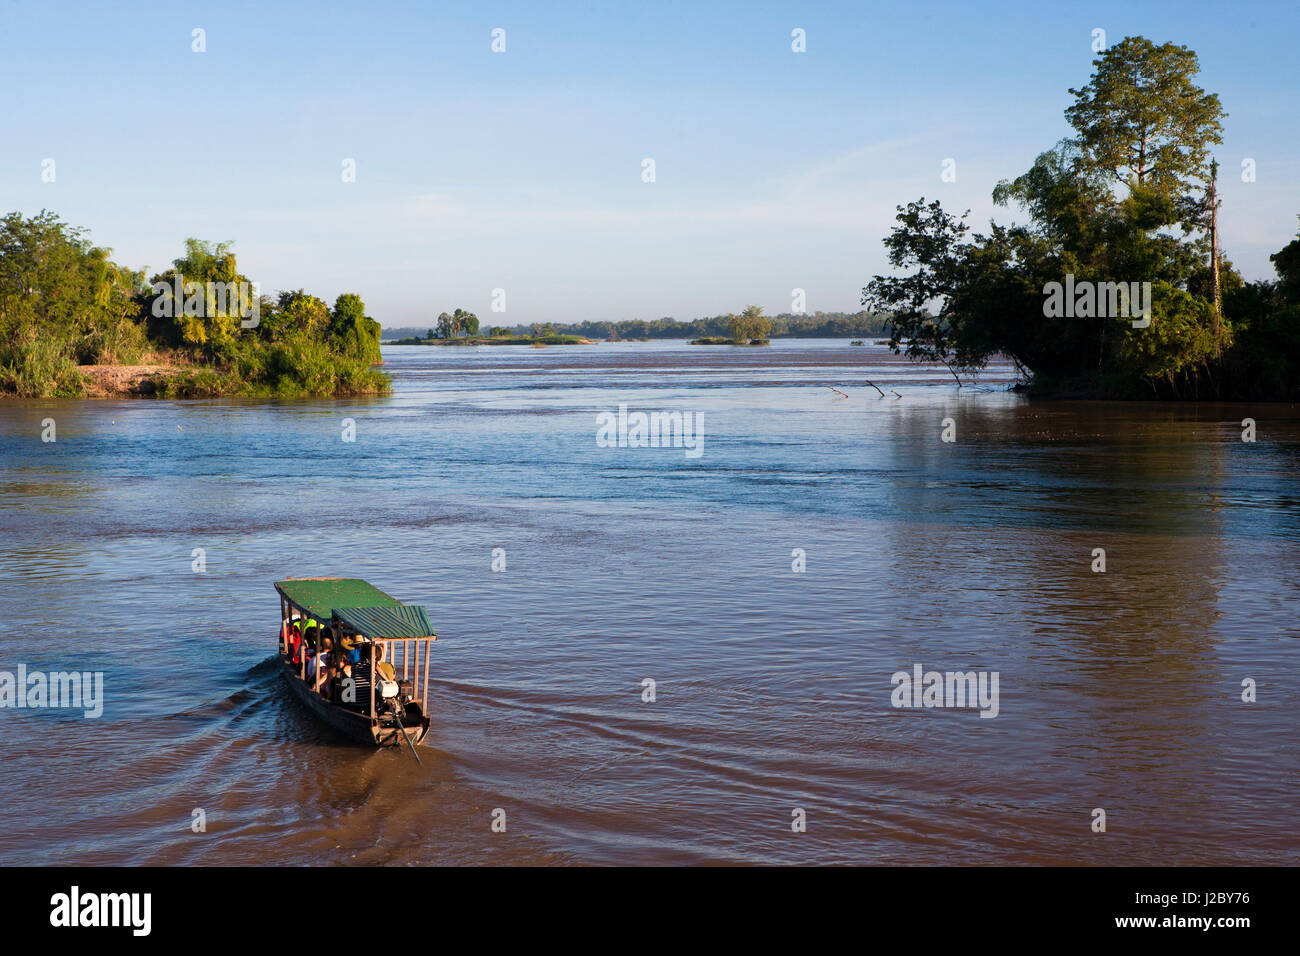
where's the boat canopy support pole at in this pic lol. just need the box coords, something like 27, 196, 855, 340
369, 643, 376, 720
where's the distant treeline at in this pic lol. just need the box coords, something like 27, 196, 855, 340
0, 211, 388, 398
385, 311, 887, 342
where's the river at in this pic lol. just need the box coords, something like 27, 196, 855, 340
0, 340, 1295, 864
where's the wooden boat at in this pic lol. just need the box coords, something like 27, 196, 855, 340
274, 577, 435, 748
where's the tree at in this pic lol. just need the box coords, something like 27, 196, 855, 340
0, 210, 149, 375
860, 37, 1242, 395
274, 290, 330, 337
1271, 219, 1300, 301
435, 311, 453, 338
1065, 37, 1225, 198
861, 200, 977, 368
329, 292, 382, 364
730, 304, 771, 343
148, 238, 250, 352
452, 308, 479, 337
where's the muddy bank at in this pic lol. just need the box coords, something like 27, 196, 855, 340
77, 365, 176, 397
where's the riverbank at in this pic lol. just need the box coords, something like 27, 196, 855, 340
388, 334, 595, 346
21, 360, 392, 399
77, 364, 177, 397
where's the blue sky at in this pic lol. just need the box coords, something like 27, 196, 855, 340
2, 0, 1297, 327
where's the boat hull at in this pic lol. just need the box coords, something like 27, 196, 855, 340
278, 658, 430, 747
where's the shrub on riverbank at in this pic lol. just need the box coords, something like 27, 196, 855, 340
133, 332, 390, 398
0, 212, 389, 398
0, 336, 87, 397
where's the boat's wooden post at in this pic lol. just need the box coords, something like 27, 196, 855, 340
279, 596, 286, 654
369, 640, 376, 720
413, 638, 420, 705
423, 638, 431, 708
402, 641, 409, 680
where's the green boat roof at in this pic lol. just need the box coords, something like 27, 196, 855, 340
275, 578, 402, 622
332, 605, 436, 639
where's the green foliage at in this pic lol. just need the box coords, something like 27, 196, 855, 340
1218, 231, 1300, 400
729, 305, 772, 343
0, 335, 86, 397
453, 308, 479, 337
147, 239, 249, 352
1066, 37, 1225, 196
328, 293, 382, 364
394, 332, 587, 346
1111, 283, 1224, 386
862, 35, 1290, 400
1270, 225, 1300, 300
388, 312, 888, 342
431, 308, 481, 339
0, 210, 149, 364
0, 211, 389, 398
74, 316, 150, 365
143, 331, 389, 398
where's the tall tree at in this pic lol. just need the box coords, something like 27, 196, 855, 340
1065, 37, 1225, 197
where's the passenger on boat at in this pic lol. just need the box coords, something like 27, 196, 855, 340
375, 643, 396, 683
287, 619, 303, 666
308, 635, 334, 683
341, 635, 361, 665
335, 646, 353, 701
301, 619, 319, 657
302, 625, 320, 679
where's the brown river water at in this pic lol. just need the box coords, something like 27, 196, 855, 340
0, 340, 1296, 865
